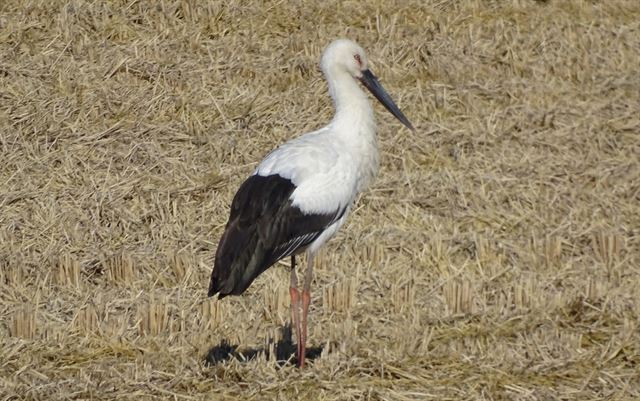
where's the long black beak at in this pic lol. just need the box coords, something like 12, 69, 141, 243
359, 69, 414, 131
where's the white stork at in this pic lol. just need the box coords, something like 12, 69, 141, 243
208, 38, 414, 367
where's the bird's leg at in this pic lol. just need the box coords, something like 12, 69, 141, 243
299, 253, 315, 368
289, 255, 303, 366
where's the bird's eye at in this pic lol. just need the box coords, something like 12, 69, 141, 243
354, 54, 362, 66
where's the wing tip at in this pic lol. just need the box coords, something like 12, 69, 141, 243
208, 275, 231, 299
207, 278, 220, 298
207, 286, 230, 300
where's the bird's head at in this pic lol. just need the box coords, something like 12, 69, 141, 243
321, 39, 414, 131
321, 38, 369, 79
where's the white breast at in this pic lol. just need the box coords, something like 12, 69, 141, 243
254, 116, 380, 256
255, 128, 361, 216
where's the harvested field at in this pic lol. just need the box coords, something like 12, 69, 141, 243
1, 0, 639, 400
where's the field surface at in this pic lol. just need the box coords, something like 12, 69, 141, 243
1, 1, 639, 400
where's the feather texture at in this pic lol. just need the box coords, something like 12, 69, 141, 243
208, 174, 343, 298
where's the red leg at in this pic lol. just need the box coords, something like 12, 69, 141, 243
290, 286, 302, 365
299, 254, 315, 368
289, 256, 302, 366
300, 289, 310, 368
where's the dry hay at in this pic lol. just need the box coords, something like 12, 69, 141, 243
1, 0, 639, 400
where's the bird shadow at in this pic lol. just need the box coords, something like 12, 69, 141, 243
204, 324, 323, 367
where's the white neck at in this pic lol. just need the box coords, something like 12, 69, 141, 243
325, 69, 376, 140
324, 68, 380, 191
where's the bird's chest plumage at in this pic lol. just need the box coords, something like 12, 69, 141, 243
352, 134, 379, 193
256, 127, 379, 213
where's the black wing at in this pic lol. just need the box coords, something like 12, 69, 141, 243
208, 174, 342, 298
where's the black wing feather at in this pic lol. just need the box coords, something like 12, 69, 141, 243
208, 174, 342, 298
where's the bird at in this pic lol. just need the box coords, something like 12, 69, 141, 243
208, 38, 414, 368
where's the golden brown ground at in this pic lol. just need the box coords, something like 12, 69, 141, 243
1, 1, 639, 400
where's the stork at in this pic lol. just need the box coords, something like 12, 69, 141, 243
208, 39, 414, 368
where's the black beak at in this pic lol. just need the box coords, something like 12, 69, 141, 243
359, 69, 414, 131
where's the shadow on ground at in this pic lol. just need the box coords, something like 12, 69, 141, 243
204, 324, 323, 366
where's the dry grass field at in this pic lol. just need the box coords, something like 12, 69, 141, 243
1, 0, 639, 399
